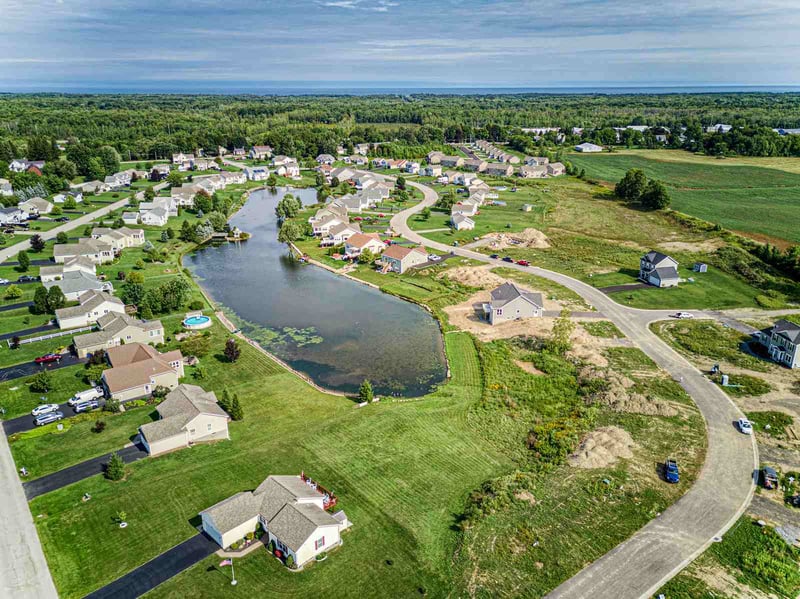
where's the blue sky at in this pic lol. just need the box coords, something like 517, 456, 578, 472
1, 0, 799, 91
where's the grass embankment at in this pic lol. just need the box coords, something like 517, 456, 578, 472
568, 149, 800, 245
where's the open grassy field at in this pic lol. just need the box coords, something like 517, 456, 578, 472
567, 149, 800, 244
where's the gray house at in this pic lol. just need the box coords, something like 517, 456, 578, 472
483, 283, 543, 325
639, 251, 680, 288
761, 320, 800, 369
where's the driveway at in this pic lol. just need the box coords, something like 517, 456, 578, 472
84, 533, 219, 599
0, 323, 57, 342
0, 354, 86, 388
3, 395, 103, 436
23, 443, 146, 500
393, 179, 757, 599
0, 301, 33, 313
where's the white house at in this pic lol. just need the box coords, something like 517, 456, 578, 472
0, 207, 25, 225
316, 154, 336, 165
380, 245, 428, 274
760, 320, 800, 369
42, 270, 112, 301
483, 283, 543, 325
451, 213, 475, 231
53, 238, 115, 264
18, 197, 53, 216
249, 146, 273, 160
321, 222, 361, 247
52, 191, 83, 204
200, 474, 350, 566
244, 166, 269, 181
405, 161, 420, 174
139, 384, 230, 456
54, 290, 126, 329
575, 142, 603, 152
639, 251, 680, 288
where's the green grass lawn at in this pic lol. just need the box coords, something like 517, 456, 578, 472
0, 365, 89, 419
568, 150, 800, 244
581, 320, 624, 338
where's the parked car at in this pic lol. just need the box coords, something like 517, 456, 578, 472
737, 418, 753, 434
762, 466, 779, 489
672, 312, 694, 319
428, 254, 442, 262
0, 278, 8, 285
34, 411, 64, 426
489, 254, 499, 259
68, 387, 104, 407
18, 275, 38, 283
55, 216, 70, 222
502, 256, 514, 263
665, 458, 680, 483
516, 260, 530, 266
31, 403, 60, 417
73, 399, 100, 413
34, 353, 62, 364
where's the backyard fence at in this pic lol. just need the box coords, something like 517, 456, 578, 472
8, 325, 94, 347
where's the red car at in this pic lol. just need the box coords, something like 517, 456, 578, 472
516, 260, 530, 267
34, 353, 62, 365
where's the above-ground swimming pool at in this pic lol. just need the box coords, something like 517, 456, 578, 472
183, 314, 212, 330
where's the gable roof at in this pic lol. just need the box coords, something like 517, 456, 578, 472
490, 282, 543, 309
268, 502, 338, 552
773, 319, 800, 343
42, 270, 106, 296
73, 313, 162, 350
382, 245, 426, 261
140, 384, 228, 443
54, 290, 123, 321
103, 343, 183, 393
642, 251, 676, 267
345, 232, 381, 249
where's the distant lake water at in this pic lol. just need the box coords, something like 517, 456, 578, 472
184, 187, 447, 397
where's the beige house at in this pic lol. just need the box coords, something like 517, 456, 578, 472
483, 283, 543, 325
73, 313, 164, 358
426, 151, 445, 164
200, 474, 350, 566
440, 155, 465, 168
485, 164, 514, 177
547, 162, 566, 176
138, 384, 230, 456
463, 159, 487, 172
421, 165, 442, 177
519, 165, 548, 179
102, 343, 184, 401
321, 222, 361, 247
380, 245, 428, 274
55, 290, 125, 329
53, 238, 114, 264
18, 196, 54, 216
90, 227, 145, 251
344, 233, 384, 258
39, 256, 96, 283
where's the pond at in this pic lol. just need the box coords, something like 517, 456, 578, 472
184, 187, 447, 397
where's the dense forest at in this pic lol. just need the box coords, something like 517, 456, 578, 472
1, 93, 800, 163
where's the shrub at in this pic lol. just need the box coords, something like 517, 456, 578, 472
188, 300, 204, 311
245, 532, 254, 541
285, 555, 295, 569
103, 398, 121, 413
4, 284, 22, 300
29, 371, 52, 393
92, 420, 106, 433
224, 338, 240, 362
268, 540, 276, 553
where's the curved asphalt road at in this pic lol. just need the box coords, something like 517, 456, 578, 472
392, 180, 758, 599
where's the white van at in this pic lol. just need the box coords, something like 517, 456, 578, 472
68, 386, 104, 407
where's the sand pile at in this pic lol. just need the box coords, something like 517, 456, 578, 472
483, 228, 550, 250
568, 426, 638, 469
441, 266, 507, 289
580, 367, 679, 417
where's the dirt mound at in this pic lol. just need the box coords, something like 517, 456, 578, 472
568, 426, 638, 469
441, 266, 507, 289
660, 239, 724, 253
482, 228, 550, 250
579, 367, 679, 417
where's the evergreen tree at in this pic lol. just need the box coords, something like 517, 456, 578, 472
30, 234, 46, 252
105, 452, 126, 481
224, 338, 241, 362
359, 379, 374, 403
16, 250, 30, 272
229, 394, 244, 421
56, 231, 69, 244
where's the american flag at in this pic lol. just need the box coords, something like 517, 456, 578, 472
219, 559, 232, 567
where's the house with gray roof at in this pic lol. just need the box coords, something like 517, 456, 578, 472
43, 269, 112, 301
761, 320, 800, 369
55, 290, 125, 329
200, 474, 351, 566
451, 213, 475, 231
18, 196, 53, 216
73, 312, 164, 358
54, 238, 114, 264
138, 384, 229, 456
483, 282, 543, 325
639, 251, 680, 288
39, 256, 96, 284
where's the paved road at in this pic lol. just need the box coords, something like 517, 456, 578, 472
0, 259, 52, 267
0, 301, 33, 313
24, 444, 146, 500
85, 533, 219, 599
0, 354, 86, 387
0, 323, 56, 342
393, 180, 758, 599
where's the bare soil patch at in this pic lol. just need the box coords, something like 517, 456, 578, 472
514, 360, 544, 376
481, 228, 551, 250
568, 426, 638, 469
441, 266, 507, 290
659, 239, 724, 253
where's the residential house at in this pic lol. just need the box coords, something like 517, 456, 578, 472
463, 159, 487, 172
333, 194, 370, 214
9, 159, 45, 173
0, 178, 12, 197
371, 157, 388, 169
43, 269, 112, 301
451, 213, 475, 231
453, 172, 479, 186
54, 238, 115, 264
451, 199, 479, 217
346, 155, 368, 166
760, 320, 800, 369
485, 163, 514, 177
171, 184, 201, 207
330, 167, 356, 182
426, 151, 445, 164
405, 161, 420, 174
17, 197, 53, 216
90, 227, 145, 251
140, 208, 168, 226
243, 166, 269, 181
150, 164, 171, 181
200, 474, 350, 566
193, 159, 220, 171
518, 165, 548, 179
440, 155, 465, 168
639, 251, 680, 288
120, 212, 139, 226
39, 256, 96, 283
73, 313, 164, 358
233, 147, 246, 158
54, 290, 125, 329
380, 245, 428, 274
139, 384, 230, 456
172, 152, 195, 165
546, 162, 566, 176
104, 173, 128, 190
705, 124, 733, 134
52, 191, 83, 204
574, 142, 603, 152
316, 154, 336, 165
320, 222, 361, 247
219, 170, 247, 185
75, 179, 109, 194
344, 233, 384, 258
483, 283, 543, 325
102, 343, 184, 401
309, 204, 348, 230
271, 155, 293, 167
139, 197, 177, 226
355, 143, 370, 155
0, 207, 25, 225
421, 165, 442, 177
525, 156, 549, 166
276, 161, 300, 178
311, 214, 346, 236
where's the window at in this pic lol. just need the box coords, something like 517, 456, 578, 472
315, 537, 325, 550
207, 423, 212, 432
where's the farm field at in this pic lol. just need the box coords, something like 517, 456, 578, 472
567, 149, 800, 244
